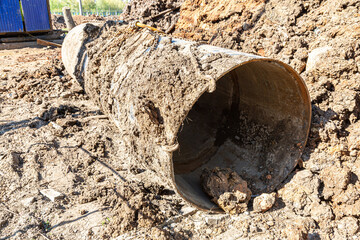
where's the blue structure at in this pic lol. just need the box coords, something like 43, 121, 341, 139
0, 0, 52, 34
0, 0, 24, 33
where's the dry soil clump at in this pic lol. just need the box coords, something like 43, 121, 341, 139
201, 168, 252, 214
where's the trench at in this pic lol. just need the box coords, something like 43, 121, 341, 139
172, 60, 310, 210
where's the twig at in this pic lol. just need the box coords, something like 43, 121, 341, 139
39, 232, 51, 240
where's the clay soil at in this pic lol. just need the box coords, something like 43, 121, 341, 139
1, 0, 360, 239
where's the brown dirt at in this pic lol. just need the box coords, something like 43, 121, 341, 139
51, 15, 66, 30
1, 0, 360, 239
51, 14, 119, 30
121, 0, 185, 33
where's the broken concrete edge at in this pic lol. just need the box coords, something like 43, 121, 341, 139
40, 189, 64, 202
62, 22, 312, 213
61, 23, 102, 86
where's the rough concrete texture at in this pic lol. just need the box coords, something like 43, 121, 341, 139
1, 0, 360, 239
200, 168, 252, 214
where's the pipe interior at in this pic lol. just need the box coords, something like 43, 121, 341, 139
173, 60, 309, 210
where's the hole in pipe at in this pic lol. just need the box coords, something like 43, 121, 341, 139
173, 60, 310, 210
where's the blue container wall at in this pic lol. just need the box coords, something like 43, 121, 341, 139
0, 0, 24, 33
21, 0, 51, 31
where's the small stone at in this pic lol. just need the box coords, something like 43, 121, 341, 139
306, 46, 332, 72
205, 214, 229, 225
50, 122, 64, 131
21, 197, 35, 206
350, 150, 357, 157
283, 224, 308, 240
40, 189, 64, 202
180, 206, 197, 216
310, 202, 334, 223
34, 98, 42, 105
253, 193, 276, 212
80, 209, 88, 215
320, 166, 351, 199
337, 216, 359, 237
60, 92, 73, 98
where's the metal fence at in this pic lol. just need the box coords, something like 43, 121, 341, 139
51, 11, 123, 16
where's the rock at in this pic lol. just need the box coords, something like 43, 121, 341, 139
282, 217, 316, 240
278, 170, 320, 211
253, 193, 276, 212
348, 122, 360, 151
306, 46, 332, 72
40, 189, 64, 202
50, 121, 64, 131
201, 168, 252, 214
283, 225, 308, 240
320, 166, 351, 200
310, 202, 334, 223
179, 206, 197, 216
337, 216, 359, 237
205, 214, 230, 225
21, 197, 35, 206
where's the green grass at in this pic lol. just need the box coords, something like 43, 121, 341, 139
49, 0, 127, 14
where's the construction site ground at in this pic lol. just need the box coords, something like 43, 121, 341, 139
1, 0, 360, 239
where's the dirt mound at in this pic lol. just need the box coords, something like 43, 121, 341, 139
171, 0, 360, 238
51, 14, 66, 30
2, 0, 360, 239
174, 0, 266, 44
121, 0, 185, 32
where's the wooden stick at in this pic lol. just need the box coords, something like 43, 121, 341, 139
37, 39, 62, 48
62, 7, 76, 31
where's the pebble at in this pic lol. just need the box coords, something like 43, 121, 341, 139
205, 214, 230, 225
337, 216, 359, 237
253, 193, 276, 212
21, 197, 35, 206
306, 46, 332, 72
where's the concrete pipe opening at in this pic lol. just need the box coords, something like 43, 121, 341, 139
172, 60, 311, 211
62, 23, 311, 212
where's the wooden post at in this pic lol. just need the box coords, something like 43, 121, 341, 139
78, 0, 83, 16
62, 7, 76, 31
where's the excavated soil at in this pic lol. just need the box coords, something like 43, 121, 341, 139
51, 15, 118, 30
121, 0, 185, 33
1, 0, 360, 239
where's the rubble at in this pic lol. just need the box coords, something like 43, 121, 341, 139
40, 189, 64, 202
201, 168, 252, 214
253, 193, 276, 213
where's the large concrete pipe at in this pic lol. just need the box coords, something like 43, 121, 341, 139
62, 22, 311, 211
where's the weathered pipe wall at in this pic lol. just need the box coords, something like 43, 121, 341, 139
62, 22, 311, 211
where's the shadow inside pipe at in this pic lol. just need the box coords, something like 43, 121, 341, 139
172, 60, 311, 210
